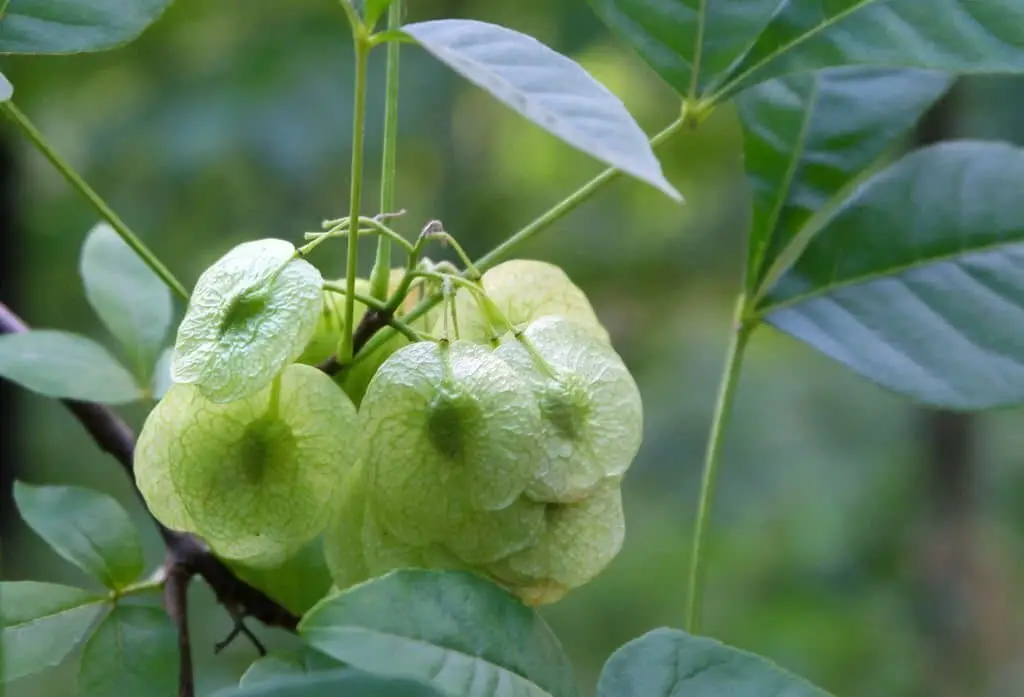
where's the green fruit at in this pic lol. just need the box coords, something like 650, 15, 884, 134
437, 259, 610, 345
296, 278, 372, 366
172, 239, 323, 403
135, 363, 359, 567
488, 479, 625, 606
494, 315, 643, 503
357, 340, 547, 560
337, 272, 441, 406
297, 270, 442, 407
324, 315, 639, 607
225, 535, 333, 615
323, 463, 372, 590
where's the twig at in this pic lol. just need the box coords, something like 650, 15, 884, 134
317, 306, 393, 376
0, 301, 300, 696
164, 560, 195, 697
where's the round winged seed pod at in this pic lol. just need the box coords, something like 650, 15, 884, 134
436, 259, 610, 345
486, 479, 626, 606
172, 238, 323, 403
338, 271, 442, 407
493, 315, 643, 503
361, 503, 469, 576
135, 363, 359, 568
358, 340, 547, 558
323, 463, 372, 590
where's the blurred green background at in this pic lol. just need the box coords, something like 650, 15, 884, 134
2, 1, 1023, 696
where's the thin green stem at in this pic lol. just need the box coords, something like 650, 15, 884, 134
338, 0, 362, 29
348, 114, 691, 369
342, 35, 371, 362
387, 316, 424, 343
323, 281, 389, 312
474, 115, 687, 273
430, 231, 481, 278
2, 102, 189, 301
685, 294, 754, 634
369, 0, 404, 301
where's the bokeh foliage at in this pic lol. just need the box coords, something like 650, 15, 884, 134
3, 1, 1024, 696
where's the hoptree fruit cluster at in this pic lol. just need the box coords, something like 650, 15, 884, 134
134, 240, 642, 605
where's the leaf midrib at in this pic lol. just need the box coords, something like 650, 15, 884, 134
760, 235, 1024, 315
748, 74, 820, 293
305, 625, 560, 697
4, 598, 105, 631
708, 0, 882, 103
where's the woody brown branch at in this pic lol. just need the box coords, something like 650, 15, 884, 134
0, 301, 300, 695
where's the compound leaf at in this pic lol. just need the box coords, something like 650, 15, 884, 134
738, 67, 951, 294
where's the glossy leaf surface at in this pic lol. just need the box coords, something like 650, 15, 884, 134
300, 569, 579, 697
763, 141, 1024, 410
403, 19, 681, 201
14, 481, 143, 589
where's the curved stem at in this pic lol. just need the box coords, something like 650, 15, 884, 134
323, 281, 389, 312
341, 35, 371, 362
346, 114, 691, 369
685, 294, 754, 633
429, 231, 481, 279
369, 0, 404, 300
474, 115, 687, 273
1, 102, 189, 301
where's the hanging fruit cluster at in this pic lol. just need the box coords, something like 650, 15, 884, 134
134, 232, 643, 606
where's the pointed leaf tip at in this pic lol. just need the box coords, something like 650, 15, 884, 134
403, 19, 682, 201
13, 481, 144, 589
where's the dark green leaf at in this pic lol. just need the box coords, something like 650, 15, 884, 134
402, 19, 681, 202
77, 604, 177, 697
714, 0, 1024, 101
1, 581, 106, 683
80, 222, 173, 383
14, 481, 144, 589
597, 628, 831, 696
0, 330, 142, 403
761, 141, 1024, 410
300, 569, 579, 697
217, 668, 446, 697
240, 648, 342, 687
598, 626, 831, 691
0, 0, 174, 54
587, 0, 778, 97
0, 71, 11, 101
738, 67, 951, 294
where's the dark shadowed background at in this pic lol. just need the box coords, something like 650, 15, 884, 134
2, 1, 1023, 696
